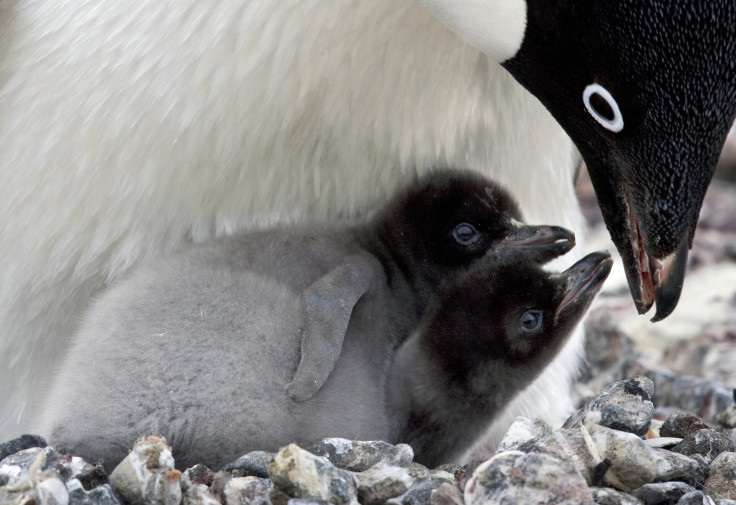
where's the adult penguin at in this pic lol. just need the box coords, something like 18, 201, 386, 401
1, 1, 735, 441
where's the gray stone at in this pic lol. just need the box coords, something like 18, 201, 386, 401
181, 483, 221, 505
386, 477, 451, 505
223, 452, 275, 478
586, 423, 700, 492
703, 452, 736, 500
715, 406, 736, 429
0, 435, 47, 462
677, 491, 716, 505
463, 451, 594, 505
661, 413, 719, 439
426, 482, 463, 505
0, 447, 60, 487
66, 479, 120, 505
356, 462, 413, 505
564, 376, 654, 437
495, 417, 554, 454
306, 439, 412, 472
646, 371, 735, 424
267, 444, 357, 505
286, 500, 330, 505
590, 486, 644, 505
181, 465, 215, 489
630, 482, 696, 505
714, 500, 736, 505
108, 436, 182, 505
672, 430, 736, 465
223, 476, 273, 505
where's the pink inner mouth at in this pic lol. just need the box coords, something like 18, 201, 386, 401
626, 192, 656, 312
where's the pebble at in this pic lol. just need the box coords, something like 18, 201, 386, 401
386, 476, 455, 505
306, 439, 413, 472
0, 435, 47, 462
356, 462, 413, 505
629, 482, 696, 505
108, 436, 182, 505
678, 491, 716, 505
223, 476, 272, 505
267, 444, 358, 505
66, 479, 120, 505
661, 413, 720, 439
463, 451, 594, 505
564, 377, 654, 437
426, 482, 464, 505
703, 452, 736, 500
223, 452, 275, 479
671, 430, 736, 465
590, 486, 645, 505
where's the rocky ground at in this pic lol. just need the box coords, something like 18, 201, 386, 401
2, 130, 735, 505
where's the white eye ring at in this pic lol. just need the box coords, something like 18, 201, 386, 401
583, 83, 624, 133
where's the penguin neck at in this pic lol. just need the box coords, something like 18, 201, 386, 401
387, 334, 516, 467
357, 221, 439, 322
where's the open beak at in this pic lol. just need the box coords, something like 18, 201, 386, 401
556, 251, 614, 317
491, 224, 575, 264
621, 190, 689, 322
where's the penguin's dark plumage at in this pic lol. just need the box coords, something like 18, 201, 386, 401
389, 251, 613, 467
501, 0, 736, 320
37, 169, 574, 471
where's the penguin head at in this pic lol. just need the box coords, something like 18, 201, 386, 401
423, 251, 613, 393
373, 169, 575, 282
424, 0, 736, 321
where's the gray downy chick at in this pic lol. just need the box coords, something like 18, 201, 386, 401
36, 169, 573, 471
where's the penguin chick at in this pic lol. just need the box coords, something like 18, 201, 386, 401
36, 169, 573, 471
389, 251, 613, 468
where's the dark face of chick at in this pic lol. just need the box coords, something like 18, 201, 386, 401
503, 0, 736, 320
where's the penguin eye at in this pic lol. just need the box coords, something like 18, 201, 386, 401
583, 83, 624, 133
520, 310, 543, 334
453, 223, 480, 246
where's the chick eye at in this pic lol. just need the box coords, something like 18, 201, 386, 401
583, 83, 624, 133
520, 310, 543, 334
453, 223, 480, 245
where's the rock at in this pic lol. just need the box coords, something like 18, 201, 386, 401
223, 476, 273, 505
407, 463, 431, 481
426, 482, 463, 505
108, 436, 182, 505
677, 491, 716, 505
267, 444, 358, 505
564, 376, 654, 437
356, 462, 413, 505
306, 439, 412, 472
386, 477, 453, 505
646, 371, 735, 424
715, 405, 736, 429
671, 430, 736, 465
590, 486, 645, 505
463, 451, 594, 505
580, 311, 637, 382
50, 455, 107, 490
223, 452, 275, 479
630, 482, 696, 505
182, 465, 215, 488
181, 483, 222, 505
0, 447, 60, 487
714, 500, 736, 505
703, 452, 736, 500
455, 459, 488, 492
586, 423, 700, 492
66, 479, 120, 505
661, 413, 719, 439
495, 417, 554, 454
0, 435, 47, 462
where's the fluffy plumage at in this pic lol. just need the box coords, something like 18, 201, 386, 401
36, 170, 574, 470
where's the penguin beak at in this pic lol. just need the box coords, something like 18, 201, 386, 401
589, 168, 694, 322
555, 251, 614, 317
491, 224, 575, 263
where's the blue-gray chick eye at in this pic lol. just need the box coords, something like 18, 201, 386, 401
583, 83, 624, 133
520, 310, 543, 334
453, 223, 480, 246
